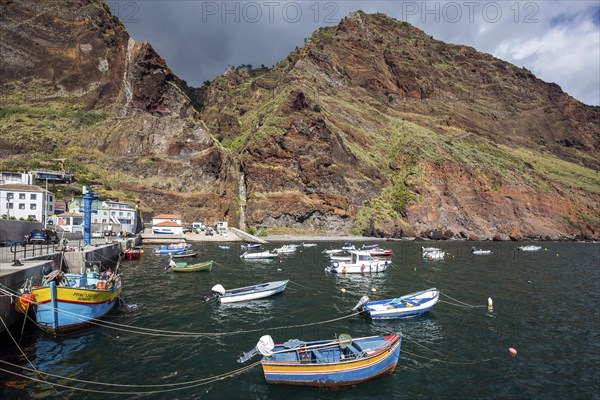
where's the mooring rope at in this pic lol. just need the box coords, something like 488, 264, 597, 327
0, 361, 261, 395
1, 284, 361, 337
440, 292, 488, 308
0, 315, 68, 399
401, 349, 500, 365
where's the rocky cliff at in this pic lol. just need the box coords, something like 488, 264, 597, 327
1, 3, 598, 239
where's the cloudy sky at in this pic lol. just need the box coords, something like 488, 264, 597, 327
106, 1, 600, 105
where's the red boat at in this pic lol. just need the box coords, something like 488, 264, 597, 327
370, 249, 393, 257
124, 247, 143, 260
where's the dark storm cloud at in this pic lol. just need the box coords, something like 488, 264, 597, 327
105, 1, 599, 105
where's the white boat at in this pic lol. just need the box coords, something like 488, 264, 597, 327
240, 251, 278, 260
301, 243, 317, 247
518, 245, 542, 251
342, 242, 356, 251
273, 244, 298, 254
470, 247, 492, 255
241, 244, 261, 250
329, 255, 352, 262
352, 288, 440, 319
424, 250, 445, 260
325, 250, 391, 274
323, 249, 343, 255
202, 280, 289, 304
421, 246, 442, 253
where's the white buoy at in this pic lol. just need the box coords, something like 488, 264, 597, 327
508, 347, 517, 356
371, 288, 377, 293
487, 297, 493, 312
340, 288, 346, 293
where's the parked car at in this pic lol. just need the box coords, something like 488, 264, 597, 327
28, 229, 59, 244
92, 231, 104, 238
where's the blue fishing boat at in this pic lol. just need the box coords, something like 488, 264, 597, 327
238, 333, 402, 387
154, 243, 190, 255
219, 245, 230, 250
15, 270, 122, 334
352, 288, 439, 319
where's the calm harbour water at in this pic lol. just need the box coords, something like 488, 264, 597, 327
1, 241, 599, 399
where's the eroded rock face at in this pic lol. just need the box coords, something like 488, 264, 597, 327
1, 4, 598, 239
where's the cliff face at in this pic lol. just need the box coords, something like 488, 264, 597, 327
1, 4, 598, 239
198, 12, 599, 239
0, 0, 232, 223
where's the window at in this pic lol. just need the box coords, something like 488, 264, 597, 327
7, 203, 13, 209
30, 193, 37, 200
30, 204, 36, 210
48, 195, 53, 202
19, 204, 25, 209
7, 192, 13, 200
19, 193, 25, 200
49, 206, 53, 211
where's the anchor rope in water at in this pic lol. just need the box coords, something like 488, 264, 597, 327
0, 358, 261, 390
401, 349, 500, 365
2, 283, 361, 337
0, 361, 261, 395
0, 315, 68, 399
440, 292, 488, 308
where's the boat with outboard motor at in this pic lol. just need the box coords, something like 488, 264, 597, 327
202, 280, 289, 303
351, 288, 440, 319
237, 333, 402, 387
325, 250, 390, 274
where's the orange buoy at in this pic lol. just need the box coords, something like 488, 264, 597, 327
508, 347, 517, 356
15, 293, 35, 313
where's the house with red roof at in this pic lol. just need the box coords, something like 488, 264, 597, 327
152, 214, 183, 234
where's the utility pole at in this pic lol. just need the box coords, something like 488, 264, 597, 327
44, 178, 48, 229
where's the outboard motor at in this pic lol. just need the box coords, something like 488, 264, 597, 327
202, 284, 226, 303
351, 295, 370, 313
238, 335, 275, 363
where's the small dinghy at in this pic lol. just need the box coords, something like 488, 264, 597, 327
202, 280, 288, 303
470, 247, 492, 255
518, 245, 542, 251
352, 288, 440, 320
241, 244, 261, 250
166, 260, 212, 273
238, 333, 402, 387
240, 250, 278, 260
171, 250, 198, 259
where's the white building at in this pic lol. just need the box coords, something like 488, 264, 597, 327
52, 212, 84, 233
152, 214, 183, 234
67, 199, 138, 234
0, 172, 33, 185
0, 184, 55, 223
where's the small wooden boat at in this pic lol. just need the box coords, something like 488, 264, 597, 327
202, 280, 288, 303
342, 242, 356, 251
518, 245, 542, 251
170, 260, 212, 272
273, 244, 298, 254
154, 243, 190, 255
238, 333, 402, 387
240, 250, 278, 260
323, 249, 343, 255
15, 270, 122, 334
470, 247, 492, 255
171, 250, 198, 259
123, 247, 143, 260
352, 288, 440, 320
369, 248, 393, 257
325, 250, 391, 274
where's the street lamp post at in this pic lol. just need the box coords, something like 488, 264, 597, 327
44, 178, 48, 229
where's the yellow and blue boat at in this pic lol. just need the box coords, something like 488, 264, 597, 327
238, 333, 402, 387
16, 271, 122, 334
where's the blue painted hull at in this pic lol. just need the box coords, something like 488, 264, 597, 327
262, 334, 402, 387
